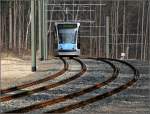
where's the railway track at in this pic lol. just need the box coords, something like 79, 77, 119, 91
0, 58, 68, 95
46, 58, 140, 113
5, 58, 118, 113
0, 58, 86, 102
2, 58, 139, 113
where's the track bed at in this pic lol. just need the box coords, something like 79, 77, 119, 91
1, 58, 149, 114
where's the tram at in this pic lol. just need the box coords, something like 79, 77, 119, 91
54, 22, 80, 57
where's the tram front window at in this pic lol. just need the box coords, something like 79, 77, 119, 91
58, 29, 77, 44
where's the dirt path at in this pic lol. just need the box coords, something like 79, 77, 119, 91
1, 57, 63, 89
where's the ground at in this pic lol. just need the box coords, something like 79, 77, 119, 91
0, 57, 150, 114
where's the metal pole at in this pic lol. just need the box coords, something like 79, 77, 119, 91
42, 0, 48, 60
106, 16, 110, 58
38, 0, 43, 61
42, 0, 45, 60
45, 0, 48, 59
31, 0, 36, 72
65, 7, 68, 21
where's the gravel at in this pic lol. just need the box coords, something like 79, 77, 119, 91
1, 58, 149, 114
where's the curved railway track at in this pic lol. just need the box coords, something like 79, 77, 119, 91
2, 58, 139, 113
0, 58, 86, 102
5, 58, 119, 113
46, 58, 140, 113
0, 58, 68, 95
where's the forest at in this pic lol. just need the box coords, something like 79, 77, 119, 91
0, 0, 149, 63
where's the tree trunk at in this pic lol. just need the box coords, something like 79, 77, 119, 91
13, 1, 17, 51
25, 9, 31, 50
0, 2, 2, 50
18, 1, 22, 55
9, 1, 13, 49
141, 1, 145, 60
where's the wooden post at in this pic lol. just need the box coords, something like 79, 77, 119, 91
31, 0, 36, 72
106, 16, 110, 58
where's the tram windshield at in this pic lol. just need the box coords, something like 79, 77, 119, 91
57, 24, 78, 44
58, 29, 77, 44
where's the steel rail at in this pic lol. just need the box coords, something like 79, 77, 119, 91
0, 58, 68, 95
0, 58, 86, 102
46, 58, 139, 113
5, 58, 119, 113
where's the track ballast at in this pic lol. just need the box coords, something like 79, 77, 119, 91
1, 57, 139, 113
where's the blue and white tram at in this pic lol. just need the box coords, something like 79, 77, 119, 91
54, 22, 80, 57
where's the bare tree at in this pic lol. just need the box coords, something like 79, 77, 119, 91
141, 1, 145, 60
25, 9, 31, 50
13, 1, 17, 51
18, 1, 22, 55
9, 1, 13, 49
